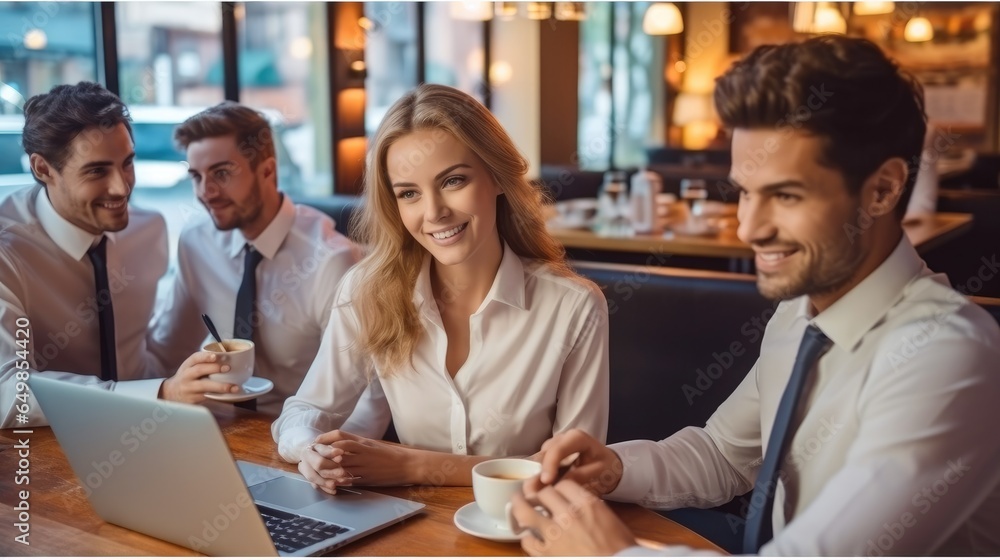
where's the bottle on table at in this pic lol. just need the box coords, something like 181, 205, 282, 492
630, 168, 663, 234
596, 170, 631, 237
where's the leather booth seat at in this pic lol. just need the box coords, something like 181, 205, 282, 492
572, 262, 1000, 445
922, 189, 1000, 298
570, 262, 770, 444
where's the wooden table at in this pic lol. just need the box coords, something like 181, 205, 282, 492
0, 404, 722, 556
550, 210, 974, 261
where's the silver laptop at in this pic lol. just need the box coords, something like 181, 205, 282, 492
31, 376, 424, 556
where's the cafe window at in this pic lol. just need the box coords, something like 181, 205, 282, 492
611, 1, 665, 168
578, 1, 665, 170
424, 2, 486, 103
239, 2, 333, 197
0, 2, 98, 191
115, 1, 224, 266
364, 2, 419, 135
578, 2, 613, 171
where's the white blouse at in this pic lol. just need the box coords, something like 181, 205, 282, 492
272, 244, 609, 462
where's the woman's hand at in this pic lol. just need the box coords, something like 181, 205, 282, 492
313, 429, 418, 486
298, 440, 354, 495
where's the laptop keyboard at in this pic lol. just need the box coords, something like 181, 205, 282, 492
257, 503, 351, 553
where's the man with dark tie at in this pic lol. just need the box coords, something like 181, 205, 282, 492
0, 82, 231, 428
509, 36, 1000, 556
147, 102, 387, 431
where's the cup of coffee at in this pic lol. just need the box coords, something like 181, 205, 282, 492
471, 458, 542, 529
202, 339, 255, 387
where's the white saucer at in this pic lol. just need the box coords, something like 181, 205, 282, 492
454, 502, 520, 543
204, 376, 274, 403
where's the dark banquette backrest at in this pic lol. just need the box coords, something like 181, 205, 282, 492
571, 261, 771, 444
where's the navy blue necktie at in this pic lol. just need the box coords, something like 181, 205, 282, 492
743, 324, 832, 553
233, 244, 263, 411
87, 236, 118, 381
234, 244, 263, 340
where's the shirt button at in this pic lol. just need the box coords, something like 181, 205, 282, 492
457, 444, 465, 451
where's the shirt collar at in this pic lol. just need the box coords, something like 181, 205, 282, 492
809, 235, 926, 351
413, 241, 526, 311
226, 193, 294, 259
35, 186, 115, 261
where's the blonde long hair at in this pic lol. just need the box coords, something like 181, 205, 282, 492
351, 84, 575, 375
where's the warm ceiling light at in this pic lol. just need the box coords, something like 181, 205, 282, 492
792, 2, 846, 34
852, 1, 894, 16
904, 16, 934, 42
23, 29, 47, 50
450, 1, 493, 21
495, 2, 518, 19
526, 2, 553, 20
489, 61, 513, 85
813, 3, 847, 34
643, 3, 683, 35
554, 2, 587, 21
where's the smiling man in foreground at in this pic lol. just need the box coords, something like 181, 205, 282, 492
510, 36, 1000, 556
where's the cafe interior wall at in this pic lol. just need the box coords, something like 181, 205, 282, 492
491, 17, 542, 178
680, 2, 733, 150
434, 2, 999, 172
664, 2, 1000, 151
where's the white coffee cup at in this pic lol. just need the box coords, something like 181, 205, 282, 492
202, 339, 255, 386
471, 458, 542, 529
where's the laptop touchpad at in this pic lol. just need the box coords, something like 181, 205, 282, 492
249, 476, 329, 510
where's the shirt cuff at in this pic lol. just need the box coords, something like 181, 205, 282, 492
276, 425, 324, 463
617, 544, 666, 557
111, 378, 165, 400
616, 544, 721, 557
605, 440, 655, 502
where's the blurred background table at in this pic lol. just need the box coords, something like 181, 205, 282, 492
548, 204, 972, 272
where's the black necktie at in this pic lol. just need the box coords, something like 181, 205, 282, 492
87, 236, 118, 381
743, 324, 832, 553
234, 244, 264, 340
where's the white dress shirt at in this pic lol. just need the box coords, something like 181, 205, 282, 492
0, 186, 168, 428
147, 194, 385, 424
272, 244, 610, 463
610, 236, 1000, 556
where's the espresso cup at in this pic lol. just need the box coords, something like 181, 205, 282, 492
471, 458, 542, 529
202, 339, 255, 387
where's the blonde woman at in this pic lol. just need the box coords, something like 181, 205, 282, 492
272, 84, 609, 491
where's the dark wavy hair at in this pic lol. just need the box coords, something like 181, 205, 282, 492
173, 101, 275, 170
22, 81, 132, 183
714, 36, 927, 218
